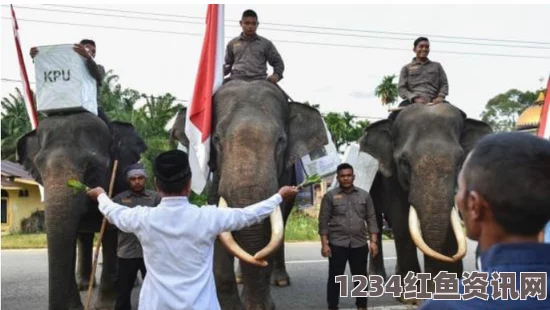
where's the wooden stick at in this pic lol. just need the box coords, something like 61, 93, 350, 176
84, 159, 119, 310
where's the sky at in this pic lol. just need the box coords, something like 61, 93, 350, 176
1, 3, 549, 125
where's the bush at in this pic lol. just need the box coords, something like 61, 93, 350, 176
20, 210, 45, 234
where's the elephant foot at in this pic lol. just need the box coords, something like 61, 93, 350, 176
77, 276, 97, 291
271, 268, 291, 287
395, 296, 420, 306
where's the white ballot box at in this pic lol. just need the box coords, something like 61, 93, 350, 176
330, 143, 379, 192
300, 119, 341, 178
34, 44, 97, 115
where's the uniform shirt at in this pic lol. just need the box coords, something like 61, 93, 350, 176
398, 58, 449, 103
112, 189, 162, 259
224, 33, 284, 81
318, 186, 379, 248
419, 243, 550, 310
97, 192, 283, 310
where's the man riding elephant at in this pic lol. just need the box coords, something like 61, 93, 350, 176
390, 37, 453, 120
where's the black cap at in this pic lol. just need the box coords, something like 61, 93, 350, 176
153, 150, 191, 183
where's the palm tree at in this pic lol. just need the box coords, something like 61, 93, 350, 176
375, 75, 398, 106
1, 88, 37, 160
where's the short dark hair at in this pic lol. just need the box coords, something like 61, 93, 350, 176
337, 163, 354, 175
242, 9, 257, 20
414, 37, 429, 48
155, 178, 189, 195
80, 39, 96, 47
464, 132, 550, 235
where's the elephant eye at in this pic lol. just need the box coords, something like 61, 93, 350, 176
398, 156, 411, 175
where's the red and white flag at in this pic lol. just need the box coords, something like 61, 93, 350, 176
184, 4, 224, 194
537, 76, 550, 140
11, 5, 38, 130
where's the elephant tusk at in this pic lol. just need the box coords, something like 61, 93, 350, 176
451, 207, 467, 261
253, 205, 284, 261
217, 197, 268, 267
408, 206, 457, 263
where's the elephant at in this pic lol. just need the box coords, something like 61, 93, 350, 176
16, 112, 147, 310
358, 102, 492, 304
170, 79, 328, 310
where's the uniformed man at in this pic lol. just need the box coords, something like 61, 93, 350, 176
223, 9, 285, 84
390, 37, 450, 120
318, 163, 379, 310
111, 163, 161, 310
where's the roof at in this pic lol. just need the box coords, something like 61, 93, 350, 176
1, 160, 33, 180
515, 91, 546, 131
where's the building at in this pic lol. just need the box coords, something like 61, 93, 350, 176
515, 92, 546, 134
1, 160, 44, 233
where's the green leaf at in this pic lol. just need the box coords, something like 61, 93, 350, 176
67, 179, 90, 194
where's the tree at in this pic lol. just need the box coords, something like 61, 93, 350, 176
481, 88, 544, 132
1, 88, 41, 161
375, 75, 398, 106
323, 112, 369, 152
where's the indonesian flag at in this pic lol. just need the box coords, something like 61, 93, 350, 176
184, 4, 224, 194
10, 5, 38, 130
537, 76, 550, 140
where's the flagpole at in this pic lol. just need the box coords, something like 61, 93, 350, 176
10, 4, 39, 130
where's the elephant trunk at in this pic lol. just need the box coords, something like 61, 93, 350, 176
43, 168, 87, 309
408, 154, 467, 263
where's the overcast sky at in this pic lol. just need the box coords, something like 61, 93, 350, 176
2, 4, 549, 123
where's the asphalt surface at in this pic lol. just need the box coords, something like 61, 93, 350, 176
1, 239, 478, 310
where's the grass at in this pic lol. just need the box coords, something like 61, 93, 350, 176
1, 233, 47, 249
1, 232, 101, 249
285, 208, 321, 242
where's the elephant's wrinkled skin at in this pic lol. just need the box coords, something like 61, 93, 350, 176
171, 79, 328, 310
359, 103, 492, 302
17, 112, 146, 310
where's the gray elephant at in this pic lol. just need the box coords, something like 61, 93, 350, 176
359, 103, 492, 304
16, 112, 147, 310
170, 79, 328, 310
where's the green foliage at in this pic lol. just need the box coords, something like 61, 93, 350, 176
481, 88, 544, 132
284, 208, 320, 242
323, 111, 369, 152
67, 179, 91, 193
375, 75, 398, 106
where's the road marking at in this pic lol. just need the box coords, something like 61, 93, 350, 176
286, 257, 397, 264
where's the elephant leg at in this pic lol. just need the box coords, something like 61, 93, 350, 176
95, 227, 117, 309
368, 210, 387, 281
76, 232, 95, 291
271, 197, 293, 287
271, 241, 290, 286
215, 238, 243, 310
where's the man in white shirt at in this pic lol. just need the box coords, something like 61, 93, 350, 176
86, 149, 298, 310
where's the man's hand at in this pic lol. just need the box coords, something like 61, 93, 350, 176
278, 186, 299, 201
30, 47, 38, 59
413, 97, 427, 104
369, 241, 379, 257
433, 96, 445, 104
321, 243, 332, 258
87, 187, 106, 201
73, 44, 92, 59
267, 74, 279, 84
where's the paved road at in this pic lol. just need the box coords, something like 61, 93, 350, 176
1, 240, 478, 310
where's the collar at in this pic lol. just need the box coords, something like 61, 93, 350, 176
411, 57, 431, 65
239, 32, 260, 41
337, 186, 358, 194
126, 190, 151, 198
160, 196, 189, 207
480, 242, 550, 272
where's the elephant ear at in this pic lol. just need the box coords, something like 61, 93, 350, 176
285, 102, 329, 169
460, 119, 493, 157
169, 107, 190, 150
358, 119, 394, 178
16, 130, 43, 185
110, 121, 147, 168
